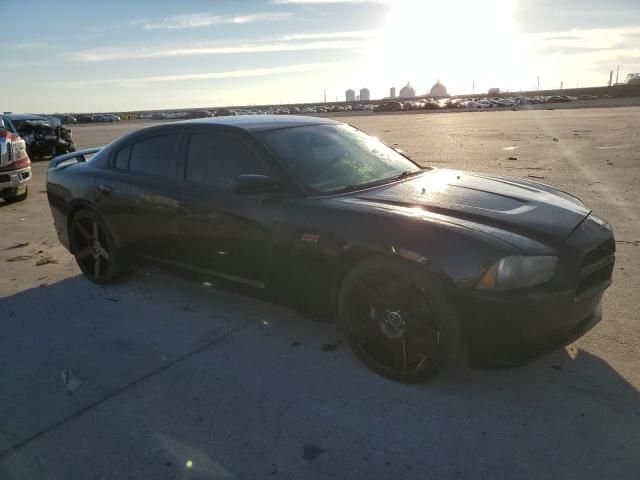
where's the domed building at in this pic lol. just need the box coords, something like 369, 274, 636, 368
399, 82, 415, 98
430, 80, 448, 97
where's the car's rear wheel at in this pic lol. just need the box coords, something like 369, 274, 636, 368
338, 256, 460, 383
70, 209, 124, 285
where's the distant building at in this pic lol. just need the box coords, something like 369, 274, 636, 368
399, 82, 415, 98
390, 87, 396, 98
488, 87, 500, 95
345, 89, 356, 102
430, 81, 448, 97
359, 88, 370, 101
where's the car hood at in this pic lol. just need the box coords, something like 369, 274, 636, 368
343, 168, 590, 242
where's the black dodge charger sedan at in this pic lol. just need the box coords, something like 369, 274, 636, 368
46, 116, 615, 383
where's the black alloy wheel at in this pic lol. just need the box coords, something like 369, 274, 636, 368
70, 209, 123, 284
338, 256, 459, 383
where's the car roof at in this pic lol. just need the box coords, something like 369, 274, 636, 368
3, 113, 47, 121
178, 114, 340, 133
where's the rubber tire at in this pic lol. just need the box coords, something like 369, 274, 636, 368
338, 255, 460, 384
70, 208, 125, 285
4, 186, 28, 203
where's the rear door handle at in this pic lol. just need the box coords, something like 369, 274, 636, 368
98, 184, 112, 195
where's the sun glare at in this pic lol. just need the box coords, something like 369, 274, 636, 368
364, 0, 519, 94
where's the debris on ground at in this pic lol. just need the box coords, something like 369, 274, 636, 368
290, 341, 302, 348
616, 240, 640, 246
322, 344, 338, 352
61, 369, 83, 394
2, 241, 29, 251
35, 256, 58, 266
303, 444, 326, 461
105, 297, 119, 302
6, 255, 33, 262
507, 156, 518, 160
551, 365, 563, 371
528, 175, 546, 179
6, 250, 42, 261
552, 137, 559, 142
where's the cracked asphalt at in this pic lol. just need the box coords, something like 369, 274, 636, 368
1, 107, 639, 479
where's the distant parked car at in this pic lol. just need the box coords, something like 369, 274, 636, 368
185, 110, 213, 119
215, 109, 238, 117
0, 114, 75, 159
374, 102, 403, 112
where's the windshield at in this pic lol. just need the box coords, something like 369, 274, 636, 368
258, 124, 421, 193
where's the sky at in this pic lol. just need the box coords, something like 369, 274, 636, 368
3, 0, 639, 113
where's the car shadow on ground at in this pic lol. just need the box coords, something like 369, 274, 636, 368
1, 271, 639, 479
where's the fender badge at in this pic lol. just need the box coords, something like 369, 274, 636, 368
301, 233, 320, 243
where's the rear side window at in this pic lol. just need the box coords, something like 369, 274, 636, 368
113, 144, 131, 170
129, 133, 179, 177
186, 132, 267, 188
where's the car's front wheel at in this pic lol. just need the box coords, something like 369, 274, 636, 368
338, 256, 460, 383
70, 208, 125, 285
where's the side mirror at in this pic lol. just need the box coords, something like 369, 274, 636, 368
231, 174, 281, 195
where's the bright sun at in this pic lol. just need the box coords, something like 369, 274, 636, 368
362, 0, 519, 95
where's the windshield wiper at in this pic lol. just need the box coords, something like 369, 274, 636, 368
335, 169, 425, 194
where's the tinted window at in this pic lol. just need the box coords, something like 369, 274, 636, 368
258, 124, 419, 193
113, 144, 131, 170
129, 133, 179, 177
186, 132, 267, 188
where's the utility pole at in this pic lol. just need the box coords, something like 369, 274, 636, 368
560, 81, 563, 90
536, 76, 540, 91
616, 64, 620, 84
472, 80, 475, 95
609, 70, 613, 87
323, 89, 327, 103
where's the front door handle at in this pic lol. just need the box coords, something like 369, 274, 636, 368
98, 184, 112, 195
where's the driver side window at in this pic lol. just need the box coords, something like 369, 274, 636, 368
186, 131, 268, 188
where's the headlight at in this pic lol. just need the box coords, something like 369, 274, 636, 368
11, 139, 28, 161
477, 256, 558, 290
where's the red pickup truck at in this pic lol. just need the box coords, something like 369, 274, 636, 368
0, 124, 31, 203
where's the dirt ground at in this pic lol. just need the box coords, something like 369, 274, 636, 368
1, 107, 639, 479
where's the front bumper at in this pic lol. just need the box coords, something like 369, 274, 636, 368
0, 166, 31, 198
462, 285, 605, 366
463, 213, 614, 366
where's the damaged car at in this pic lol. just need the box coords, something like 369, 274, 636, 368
0, 118, 31, 202
0, 113, 75, 159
